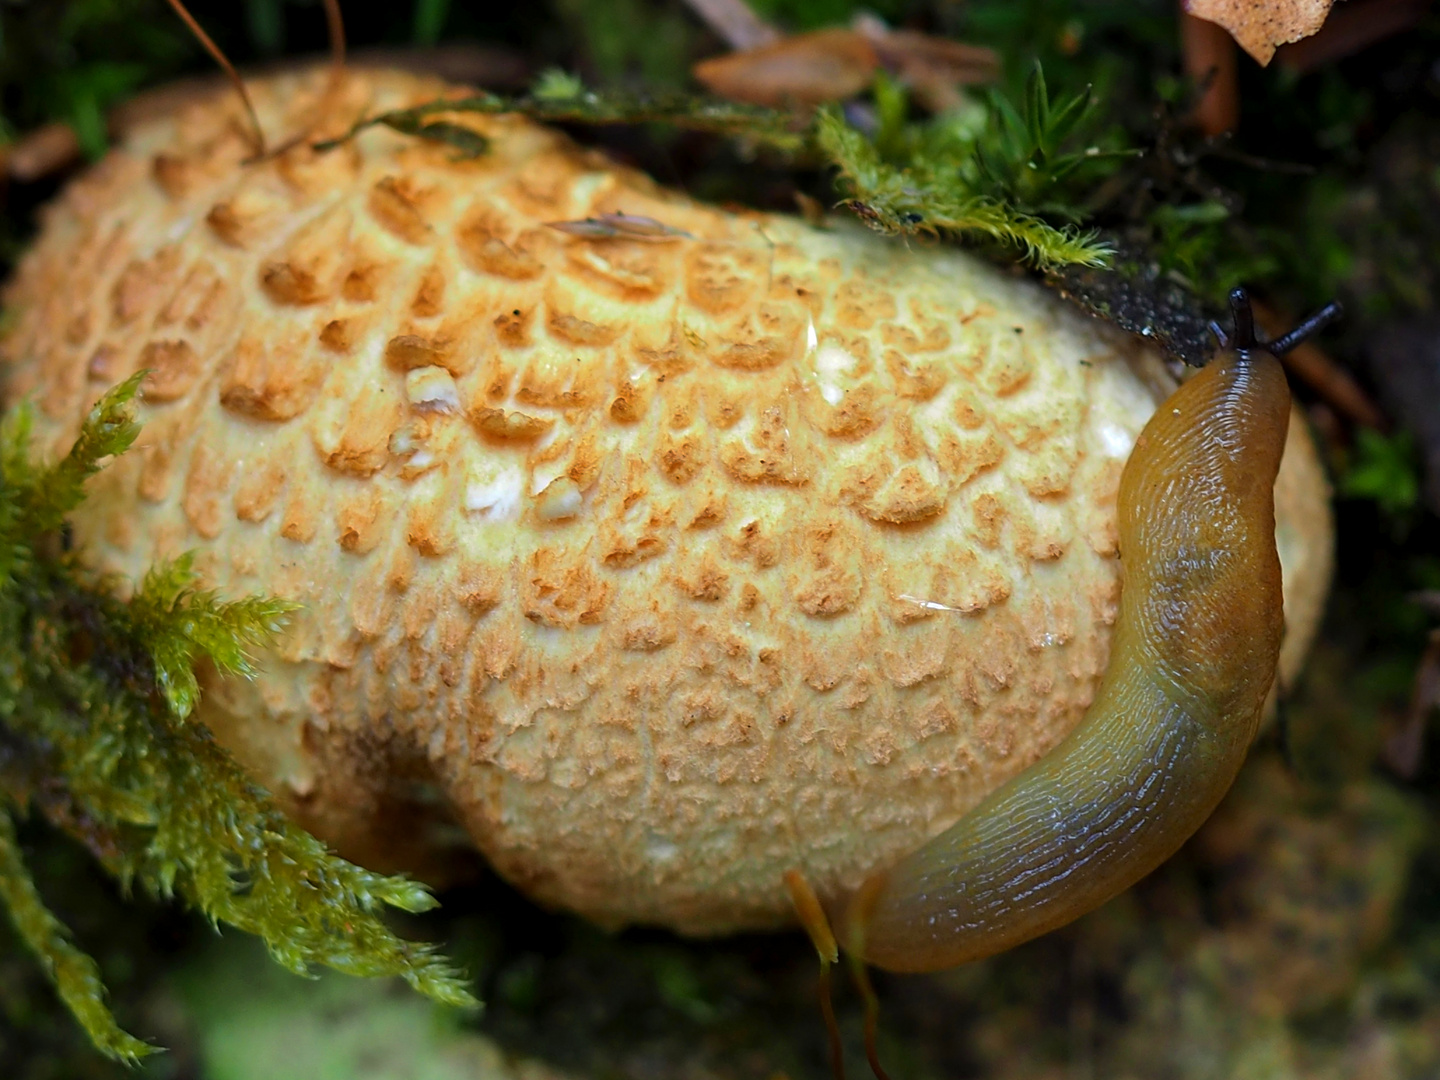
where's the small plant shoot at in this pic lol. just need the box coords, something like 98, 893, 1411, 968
0, 378, 475, 1060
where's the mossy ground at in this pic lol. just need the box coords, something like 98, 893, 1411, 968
4, 1, 1440, 1077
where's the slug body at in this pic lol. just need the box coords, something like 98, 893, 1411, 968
848, 344, 1292, 973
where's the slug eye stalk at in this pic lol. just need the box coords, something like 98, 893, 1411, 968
1266, 298, 1343, 357
1212, 286, 1343, 357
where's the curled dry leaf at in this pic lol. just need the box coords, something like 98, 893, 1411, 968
693, 27, 879, 107
692, 20, 998, 110
1185, 0, 1336, 65
854, 13, 999, 112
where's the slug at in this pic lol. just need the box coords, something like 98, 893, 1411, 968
837, 291, 1341, 973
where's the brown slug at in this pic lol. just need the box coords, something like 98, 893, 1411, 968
835, 290, 1342, 973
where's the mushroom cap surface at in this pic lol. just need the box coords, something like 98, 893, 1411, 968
0, 69, 1333, 934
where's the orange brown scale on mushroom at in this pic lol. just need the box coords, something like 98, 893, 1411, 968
0, 68, 1333, 935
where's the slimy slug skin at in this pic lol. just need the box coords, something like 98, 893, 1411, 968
846, 314, 1310, 973
0, 68, 1334, 936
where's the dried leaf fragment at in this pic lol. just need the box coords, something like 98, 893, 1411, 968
681, 0, 780, 50
694, 28, 879, 107
853, 14, 999, 111
1185, 0, 1336, 65
547, 212, 693, 241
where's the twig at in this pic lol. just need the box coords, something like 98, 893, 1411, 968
680, 0, 781, 50
6, 75, 235, 181
164, 0, 266, 158
1383, 627, 1440, 779
322, 0, 347, 71
4, 122, 83, 183
1209, 145, 1316, 175
259, 0, 351, 160
1180, 8, 1239, 136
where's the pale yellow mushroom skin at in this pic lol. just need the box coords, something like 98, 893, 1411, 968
0, 69, 1332, 935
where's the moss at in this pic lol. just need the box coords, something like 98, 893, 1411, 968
0, 377, 475, 1061
0, 811, 155, 1061
322, 81, 812, 155
813, 97, 1116, 270
1342, 429, 1422, 514
334, 65, 1130, 270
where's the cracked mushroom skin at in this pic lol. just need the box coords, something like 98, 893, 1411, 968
0, 69, 1333, 935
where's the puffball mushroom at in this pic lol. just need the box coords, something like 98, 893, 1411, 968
0, 69, 1332, 936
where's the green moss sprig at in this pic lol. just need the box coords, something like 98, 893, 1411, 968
0, 375, 476, 1061
814, 105, 1112, 269
819, 65, 1139, 267
317, 84, 812, 156
319, 65, 1130, 270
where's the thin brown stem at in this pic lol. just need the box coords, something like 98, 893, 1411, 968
1384, 628, 1440, 779
846, 952, 893, 1080
784, 870, 846, 1080
163, 0, 265, 157
316, 0, 351, 139
264, 0, 349, 162
817, 964, 846, 1080
1180, 8, 1239, 136
322, 0, 348, 73
681, 0, 780, 50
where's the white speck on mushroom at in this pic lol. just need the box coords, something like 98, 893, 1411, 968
535, 476, 583, 521
813, 342, 857, 405
390, 424, 421, 456
464, 464, 525, 522
388, 420, 441, 478
165, 212, 199, 243
896, 593, 964, 612
645, 834, 679, 863
531, 459, 568, 496
1097, 421, 1135, 459
405, 365, 460, 414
